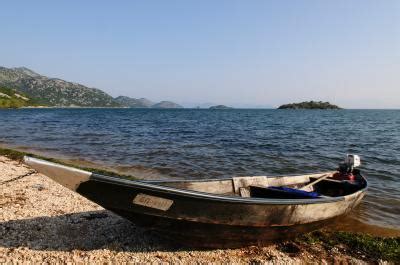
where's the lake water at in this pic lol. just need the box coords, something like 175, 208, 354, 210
0, 108, 399, 233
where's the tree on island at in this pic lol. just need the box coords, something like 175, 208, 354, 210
209, 105, 233, 109
277, 101, 341, 109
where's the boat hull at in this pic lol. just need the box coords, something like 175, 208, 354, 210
110, 210, 336, 248
24, 156, 367, 248
76, 174, 365, 247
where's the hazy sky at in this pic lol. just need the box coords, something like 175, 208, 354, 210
1, 1, 399, 108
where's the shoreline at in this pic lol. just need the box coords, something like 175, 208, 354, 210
1, 144, 399, 235
0, 149, 399, 262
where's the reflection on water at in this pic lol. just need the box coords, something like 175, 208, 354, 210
0, 108, 399, 233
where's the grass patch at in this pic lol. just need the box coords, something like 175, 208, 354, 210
0, 86, 44, 108
0, 147, 27, 160
297, 230, 400, 262
0, 147, 136, 180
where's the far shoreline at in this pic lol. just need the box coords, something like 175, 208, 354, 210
0, 103, 399, 110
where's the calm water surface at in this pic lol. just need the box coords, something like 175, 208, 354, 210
0, 109, 399, 232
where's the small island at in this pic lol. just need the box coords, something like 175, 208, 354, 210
278, 101, 341, 110
209, 105, 233, 109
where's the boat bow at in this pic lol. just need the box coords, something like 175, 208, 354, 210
24, 156, 92, 191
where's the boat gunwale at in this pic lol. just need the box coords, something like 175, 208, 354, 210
90, 172, 368, 205
140, 171, 337, 184
23, 156, 367, 205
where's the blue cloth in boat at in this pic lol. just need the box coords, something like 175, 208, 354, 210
268, 186, 320, 198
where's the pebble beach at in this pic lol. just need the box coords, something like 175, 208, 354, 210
0, 155, 394, 264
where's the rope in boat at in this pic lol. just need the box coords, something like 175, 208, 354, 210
0, 170, 37, 185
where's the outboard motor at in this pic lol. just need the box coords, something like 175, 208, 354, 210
332, 154, 361, 182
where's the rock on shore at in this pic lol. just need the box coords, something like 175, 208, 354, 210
0, 156, 366, 263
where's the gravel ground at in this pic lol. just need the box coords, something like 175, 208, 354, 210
0, 156, 369, 264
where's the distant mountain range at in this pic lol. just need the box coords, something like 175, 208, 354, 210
0, 67, 119, 107
114, 96, 154, 108
0, 66, 182, 108
151, 101, 183, 109
114, 96, 183, 108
